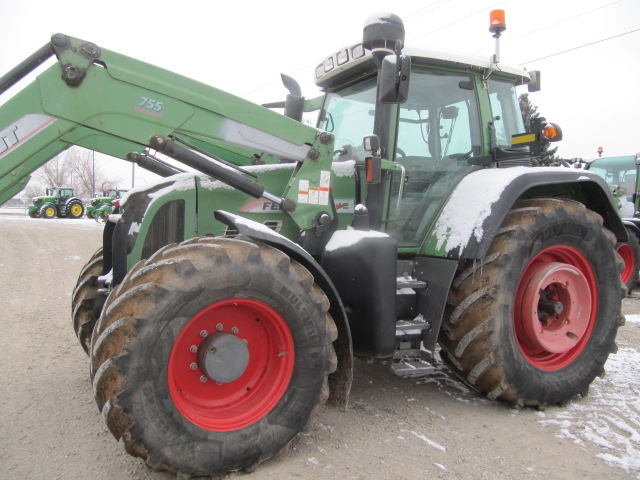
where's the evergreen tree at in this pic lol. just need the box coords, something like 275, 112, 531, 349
518, 93, 558, 166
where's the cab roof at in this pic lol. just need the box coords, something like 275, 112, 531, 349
314, 42, 531, 91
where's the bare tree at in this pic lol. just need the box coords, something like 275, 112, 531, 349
36, 150, 71, 187
34, 147, 122, 198
22, 180, 44, 202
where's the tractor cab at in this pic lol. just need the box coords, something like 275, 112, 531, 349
47, 187, 74, 200
104, 188, 127, 199
586, 155, 638, 217
315, 30, 553, 250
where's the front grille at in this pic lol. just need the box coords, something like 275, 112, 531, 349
141, 200, 185, 259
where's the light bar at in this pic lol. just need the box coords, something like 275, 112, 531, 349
314, 43, 368, 84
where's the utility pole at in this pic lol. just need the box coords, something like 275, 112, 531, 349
92, 151, 95, 197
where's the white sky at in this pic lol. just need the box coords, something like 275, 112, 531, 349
1, 0, 639, 187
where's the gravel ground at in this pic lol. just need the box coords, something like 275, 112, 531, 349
1, 213, 639, 479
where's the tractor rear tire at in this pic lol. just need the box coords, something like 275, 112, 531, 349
616, 228, 640, 294
72, 248, 105, 354
439, 198, 624, 407
90, 237, 337, 477
67, 200, 84, 219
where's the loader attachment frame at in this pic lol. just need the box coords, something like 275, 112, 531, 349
0, 34, 335, 231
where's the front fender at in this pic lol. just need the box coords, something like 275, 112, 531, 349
214, 210, 353, 410
424, 167, 627, 259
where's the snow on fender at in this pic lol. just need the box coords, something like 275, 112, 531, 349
424, 166, 619, 259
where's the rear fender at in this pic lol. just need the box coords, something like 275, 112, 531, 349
424, 167, 627, 259
214, 210, 353, 410
64, 196, 82, 207
622, 219, 640, 241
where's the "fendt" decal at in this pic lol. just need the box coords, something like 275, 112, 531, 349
0, 114, 56, 159
240, 198, 354, 214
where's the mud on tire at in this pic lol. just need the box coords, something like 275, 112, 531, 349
90, 237, 337, 478
439, 198, 624, 407
71, 248, 104, 354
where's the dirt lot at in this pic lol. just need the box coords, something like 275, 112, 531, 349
1, 212, 640, 480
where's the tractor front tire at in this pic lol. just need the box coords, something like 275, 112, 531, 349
72, 248, 104, 354
439, 199, 623, 407
616, 229, 640, 294
90, 237, 337, 477
40, 205, 56, 219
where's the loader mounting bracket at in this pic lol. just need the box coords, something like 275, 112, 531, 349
50, 33, 101, 86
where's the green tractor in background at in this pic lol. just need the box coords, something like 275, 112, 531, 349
27, 186, 84, 219
586, 153, 640, 293
86, 188, 128, 219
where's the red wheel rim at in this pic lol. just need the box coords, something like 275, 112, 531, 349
514, 245, 597, 370
168, 298, 294, 431
616, 243, 634, 284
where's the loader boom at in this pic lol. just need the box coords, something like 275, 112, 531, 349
0, 34, 334, 230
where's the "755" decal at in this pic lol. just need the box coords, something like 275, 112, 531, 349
135, 96, 164, 117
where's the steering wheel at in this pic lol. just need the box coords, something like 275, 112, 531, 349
395, 147, 406, 159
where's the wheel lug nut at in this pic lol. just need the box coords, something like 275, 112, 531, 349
200, 375, 207, 383
190, 362, 198, 370
200, 330, 208, 338
216, 323, 224, 331
190, 345, 198, 353
231, 327, 239, 335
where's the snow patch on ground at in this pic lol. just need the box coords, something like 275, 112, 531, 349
404, 430, 447, 452
0, 213, 104, 229
538, 333, 640, 475
626, 314, 640, 324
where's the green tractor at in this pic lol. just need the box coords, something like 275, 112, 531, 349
586, 153, 640, 293
0, 10, 628, 478
86, 188, 128, 219
27, 186, 84, 218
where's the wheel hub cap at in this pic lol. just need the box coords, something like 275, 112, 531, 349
519, 262, 592, 354
197, 332, 249, 383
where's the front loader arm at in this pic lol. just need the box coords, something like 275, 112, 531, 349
0, 34, 334, 230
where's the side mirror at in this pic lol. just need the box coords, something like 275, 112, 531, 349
363, 134, 380, 153
528, 70, 541, 92
635, 152, 640, 166
378, 54, 411, 104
